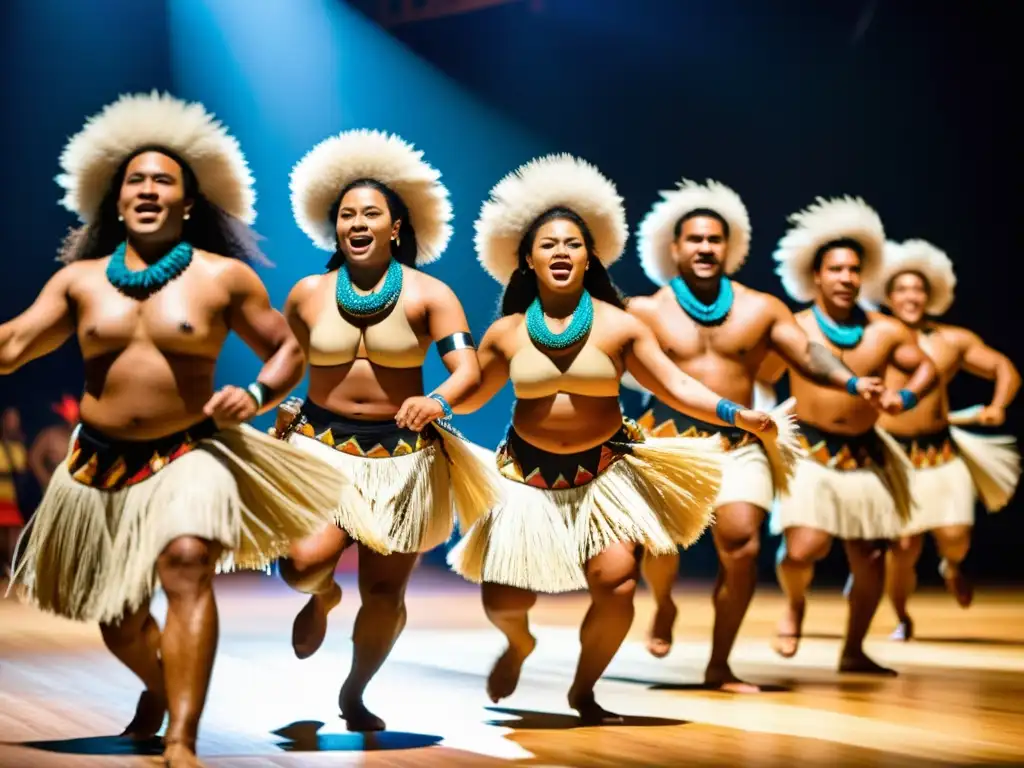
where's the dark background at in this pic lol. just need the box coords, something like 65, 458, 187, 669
1, 0, 1019, 583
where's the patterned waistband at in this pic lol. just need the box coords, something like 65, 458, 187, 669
797, 421, 885, 471
296, 399, 435, 458
67, 419, 217, 489
890, 426, 958, 468
636, 398, 756, 451
497, 418, 645, 490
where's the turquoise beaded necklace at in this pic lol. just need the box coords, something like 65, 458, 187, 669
335, 259, 403, 317
812, 304, 864, 349
670, 276, 734, 325
106, 241, 193, 296
526, 290, 594, 350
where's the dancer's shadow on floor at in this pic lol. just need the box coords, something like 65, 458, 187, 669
272, 720, 442, 752
11, 735, 163, 757
485, 706, 687, 730
603, 675, 791, 693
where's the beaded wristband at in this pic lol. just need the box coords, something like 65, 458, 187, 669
846, 377, 860, 396
715, 398, 741, 426
428, 393, 454, 420
899, 389, 918, 411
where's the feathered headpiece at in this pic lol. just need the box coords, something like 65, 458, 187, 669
474, 153, 628, 284
773, 196, 885, 303
863, 239, 957, 316
637, 178, 751, 285
290, 129, 452, 266
56, 91, 256, 226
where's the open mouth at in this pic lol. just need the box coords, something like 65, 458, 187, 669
348, 234, 374, 254
134, 203, 162, 217
549, 263, 572, 281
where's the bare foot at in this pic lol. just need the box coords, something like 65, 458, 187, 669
291, 581, 342, 660
568, 690, 624, 725
646, 600, 677, 659
121, 689, 167, 741
704, 664, 761, 693
890, 618, 914, 642
162, 740, 203, 767
839, 652, 898, 675
339, 685, 386, 732
771, 600, 804, 658
939, 560, 973, 608
486, 634, 537, 703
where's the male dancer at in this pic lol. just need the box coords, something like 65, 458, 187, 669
865, 239, 1020, 639
2, 93, 358, 767
763, 197, 937, 674
625, 179, 885, 691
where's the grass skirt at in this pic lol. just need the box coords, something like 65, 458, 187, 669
8, 423, 361, 624
448, 424, 722, 593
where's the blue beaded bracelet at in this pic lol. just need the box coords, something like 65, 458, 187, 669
428, 393, 454, 420
846, 377, 860, 396
715, 398, 741, 426
899, 389, 918, 411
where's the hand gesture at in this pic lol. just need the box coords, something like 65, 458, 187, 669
736, 409, 777, 435
395, 395, 445, 432
976, 404, 1006, 426
203, 385, 258, 428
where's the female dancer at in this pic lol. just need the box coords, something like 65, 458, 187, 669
1, 92, 361, 768
448, 154, 778, 723
277, 129, 494, 732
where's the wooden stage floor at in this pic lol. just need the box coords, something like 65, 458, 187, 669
1, 569, 1023, 767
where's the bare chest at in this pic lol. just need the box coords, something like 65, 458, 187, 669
797, 313, 891, 375
654, 298, 772, 364
75, 271, 228, 354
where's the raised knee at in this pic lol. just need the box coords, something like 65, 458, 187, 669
939, 532, 971, 562
158, 536, 217, 594
719, 531, 761, 564
592, 575, 638, 601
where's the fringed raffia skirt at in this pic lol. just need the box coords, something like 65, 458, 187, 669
636, 396, 803, 511
770, 421, 913, 540
285, 400, 497, 555
447, 419, 723, 593
8, 418, 363, 624
880, 424, 1022, 536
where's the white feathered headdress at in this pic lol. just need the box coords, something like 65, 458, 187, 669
864, 239, 957, 316
773, 196, 885, 303
289, 129, 452, 266
56, 91, 256, 225
637, 178, 751, 285
474, 153, 628, 284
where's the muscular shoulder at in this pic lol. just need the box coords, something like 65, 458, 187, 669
481, 313, 523, 353
932, 322, 979, 350
597, 299, 647, 339
625, 286, 673, 323
866, 311, 912, 344
194, 250, 264, 294
732, 281, 789, 317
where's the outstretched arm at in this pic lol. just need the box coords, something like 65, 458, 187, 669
959, 329, 1020, 424
213, 262, 305, 421
769, 304, 883, 399
0, 267, 76, 375
624, 316, 772, 433
452, 319, 511, 416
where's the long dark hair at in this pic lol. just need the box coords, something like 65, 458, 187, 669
500, 206, 625, 317
58, 146, 267, 265
324, 178, 419, 272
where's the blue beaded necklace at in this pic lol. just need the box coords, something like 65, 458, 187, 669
106, 241, 193, 296
526, 290, 594, 350
670, 276, 734, 325
336, 259, 403, 318
812, 303, 864, 349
